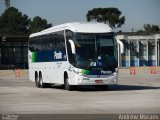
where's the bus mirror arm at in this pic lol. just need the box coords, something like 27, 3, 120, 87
117, 39, 124, 53
69, 39, 76, 54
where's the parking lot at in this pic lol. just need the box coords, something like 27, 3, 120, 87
0, 71, 160, 116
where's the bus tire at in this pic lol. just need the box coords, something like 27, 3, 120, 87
64, 73, 73, 91
39, 72, 50, 88
39, 72, 45, 88
65, 80, 73, 91
35, 72, 40, 88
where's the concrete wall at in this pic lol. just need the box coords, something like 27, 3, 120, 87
0, 68, 160, 79
0, 69, 28, 79
116, 33, 160, 67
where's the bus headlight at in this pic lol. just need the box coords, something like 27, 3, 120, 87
114, 72, 117, 75
77, 72, 83, 76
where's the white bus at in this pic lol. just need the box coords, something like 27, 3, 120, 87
28, 22, 123, 90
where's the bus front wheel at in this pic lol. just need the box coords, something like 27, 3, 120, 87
64, 73, 73, 91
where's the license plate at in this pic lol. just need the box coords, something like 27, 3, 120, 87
95, 80, 103, 83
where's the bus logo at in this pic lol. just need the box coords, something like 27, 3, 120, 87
54, 51, 62, 60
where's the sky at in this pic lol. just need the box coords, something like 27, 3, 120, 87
0, 0, 160, 32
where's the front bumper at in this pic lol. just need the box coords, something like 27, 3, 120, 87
70, 73, 118, 85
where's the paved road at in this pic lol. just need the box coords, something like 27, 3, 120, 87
0, 74, 160, 116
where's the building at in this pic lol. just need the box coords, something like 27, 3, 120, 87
116, 32, 160, 67
0, 33, 160, 69
0, 35, 28, 69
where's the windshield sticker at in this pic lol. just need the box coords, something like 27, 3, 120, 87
90, 62, 96, 66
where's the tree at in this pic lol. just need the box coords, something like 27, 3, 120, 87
86, 7, 125, 29
144, 24, 159, 33
0, 7, 30, 34
136, 29, 145, 33
29, 16, 52, 33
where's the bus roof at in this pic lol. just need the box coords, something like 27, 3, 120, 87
30, 22, 112, 38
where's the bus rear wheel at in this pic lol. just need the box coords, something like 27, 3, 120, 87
39, 73, 47, 88
39, 73, 44, 88
39, 72, 50, 88
35, 72, 40, 88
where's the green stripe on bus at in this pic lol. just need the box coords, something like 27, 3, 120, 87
81, 70, 90, 75
32, 52, 37, 62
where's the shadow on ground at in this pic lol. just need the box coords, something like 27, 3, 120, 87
109, 84, 160, 91
48, 84, 160, 92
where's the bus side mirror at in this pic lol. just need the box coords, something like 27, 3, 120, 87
69, 39, 76, 54
117, 39, 124, 53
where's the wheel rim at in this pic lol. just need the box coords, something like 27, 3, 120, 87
39, 74, 43, 88
35, 75, 39, 87
65, 78, 69, 90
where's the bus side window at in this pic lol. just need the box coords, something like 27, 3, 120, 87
38, 36, 44, 51
34, 37, 38, 52
40, 36, 44, 51
37, 36, 41, 51
48, 35, 53, 50
46, 35, 50, 50
54, 36, 58, 50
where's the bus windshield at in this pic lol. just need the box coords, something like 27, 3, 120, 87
73, 33, 118, 71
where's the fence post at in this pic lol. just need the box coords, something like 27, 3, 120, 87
130, 67, 136, 75
15, 69, 21, 77
151, 66, 157, 74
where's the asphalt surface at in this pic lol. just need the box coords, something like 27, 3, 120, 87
0, 74, 160, 119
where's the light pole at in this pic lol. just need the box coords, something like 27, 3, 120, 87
4, 0, 10, 9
